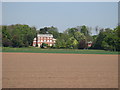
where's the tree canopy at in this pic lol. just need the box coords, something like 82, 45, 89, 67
2, 24, 36, 47
2, 24, 120, 51
92, 27, 120, 51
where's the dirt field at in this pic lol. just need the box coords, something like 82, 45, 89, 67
2, 53, 118, 88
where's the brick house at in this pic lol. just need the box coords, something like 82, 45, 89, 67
33, 34, 56, 47
87, 41, 92, 47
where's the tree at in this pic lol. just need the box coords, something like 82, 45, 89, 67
67, 37, 78, 49
66, 28, 78, 37
2, 24, 37, 47
74, 32, 87, 49
93, 28, 106, 49
47, 26, 59, 38
39, 27, 48, 34
2, 25, 12, 47
93, 27, 120, 51
80, 25, 90, 36
55, 33, 70, 48
39, 26, 59, 39
63, 26, 90, 49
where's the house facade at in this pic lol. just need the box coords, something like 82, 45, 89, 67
87, 41, 92, 47
33, 34, 56, 47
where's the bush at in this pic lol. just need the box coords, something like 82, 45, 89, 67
41, 43, 48, 48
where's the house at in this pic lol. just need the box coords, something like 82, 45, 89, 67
87, 41, 92, 47
33, 34, 56, 47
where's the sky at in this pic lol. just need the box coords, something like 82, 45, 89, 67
2, 2, 118, 34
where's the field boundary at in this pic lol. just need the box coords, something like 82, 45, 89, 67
2, 52, 119, 56
2, 47, 119, 55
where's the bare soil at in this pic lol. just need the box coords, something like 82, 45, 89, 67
2, 53, 118, 88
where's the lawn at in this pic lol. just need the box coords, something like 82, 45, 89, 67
2, 47, 119, 55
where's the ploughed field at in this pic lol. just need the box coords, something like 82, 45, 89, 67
2, 53, 118, 88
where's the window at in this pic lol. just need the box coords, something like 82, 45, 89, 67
50, 40, 52, 42
44, 40, 46, 42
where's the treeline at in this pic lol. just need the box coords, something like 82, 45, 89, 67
2, 24, 120, 51
2, 24, 36, 47
36, 25, 92, 49
54, 26, 92, 49
92, 27, 120, 51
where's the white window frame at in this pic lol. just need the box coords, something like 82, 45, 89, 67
50, 40, 52, 42
44, 40, 46, 42
41, 40, 43, 42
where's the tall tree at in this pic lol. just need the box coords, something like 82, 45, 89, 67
39, 26, 59, 38
2, 24, 37, 47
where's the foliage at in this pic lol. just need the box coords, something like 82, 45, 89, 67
2, 24, 36, 47
41, 43, 48, 48
39, 26, 59, 38
92, 27, 120, 51
57, 25, 92, 49
55, 33, 70, 48
2, 24, 119, 51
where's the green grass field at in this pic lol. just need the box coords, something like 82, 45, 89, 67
2, 47, 119, 55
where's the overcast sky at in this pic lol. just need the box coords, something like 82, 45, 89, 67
2, 2, 118, 34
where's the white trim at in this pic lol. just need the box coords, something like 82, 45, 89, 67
41, 40, 43, 42
44, 40, 46, 42
37, 34, 53, 38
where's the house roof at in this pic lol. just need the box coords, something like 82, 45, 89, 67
37, 34, 53, 37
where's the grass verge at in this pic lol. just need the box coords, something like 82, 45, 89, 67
1, 47, 119, 55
